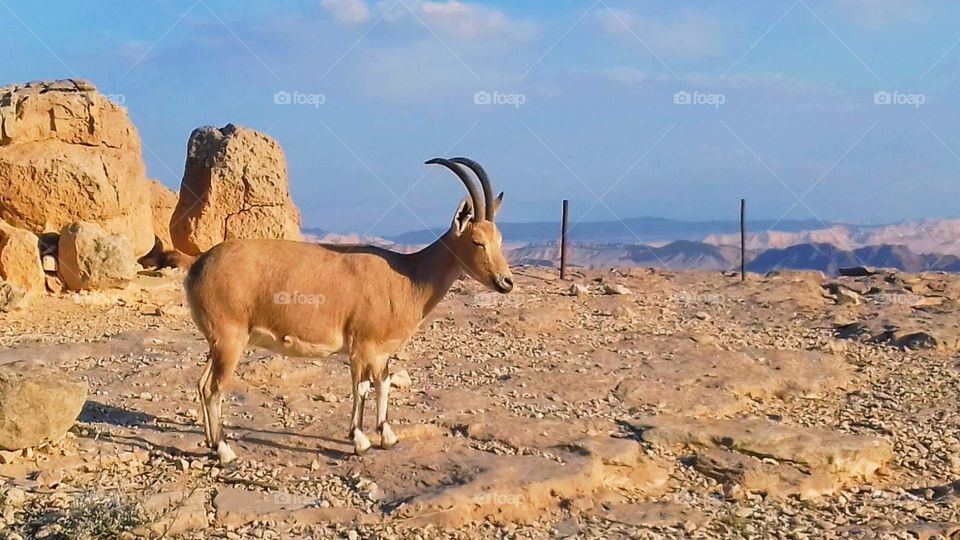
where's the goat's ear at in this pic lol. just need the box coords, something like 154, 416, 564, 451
451, 196, 474, 236
489, 192, 504, 220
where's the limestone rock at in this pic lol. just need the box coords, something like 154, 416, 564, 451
0, 80, 154, 256
602, 283, 632, 295
41, 254, 57, 272
58, 221, 136, 291
595, 502, 707, 529
170, 124, 301, 255
149, 180, 178, 251
44, 274, 65, 294
0, 367, 87, 450
138, 488, 210, 536
0, 221, 44, 294
0, 280, 26, 312
213, 486, 364, 529
568, 283, 589, 296
691, 448, 837, 500
632, 416, 892, 485
391, 369, 413, 389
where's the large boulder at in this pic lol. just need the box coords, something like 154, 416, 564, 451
170, 124, 301, 256
0, 367, 87, 450
0, 80, 154, 257
58, 221, 136, 291
0, 220, 44, 294
149, 179, 178, 251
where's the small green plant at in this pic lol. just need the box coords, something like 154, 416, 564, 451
21, 490, 146, 540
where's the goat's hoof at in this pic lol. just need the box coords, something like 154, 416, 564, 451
379, 423, 398, 449
217, 441, 238, 466
353, 429, 371, 455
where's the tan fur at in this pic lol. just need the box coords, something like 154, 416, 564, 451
186, 172, 512, 458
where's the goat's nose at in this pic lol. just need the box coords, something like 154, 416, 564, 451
499, 275, 514, 292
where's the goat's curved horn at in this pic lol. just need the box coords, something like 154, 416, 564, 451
425, 158, 485, 219
451, 157, 494, 221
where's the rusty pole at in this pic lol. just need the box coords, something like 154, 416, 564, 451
740, 198, 746, 282
560, 199, 569, 280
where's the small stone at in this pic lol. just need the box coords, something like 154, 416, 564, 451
568, 283, 589, 296
602, 283, 633, 295
44, 274, 64, 294
41, 255, 57, 272
391, 370, 413, 389
319, 393, 339, 403
4, 487, 27, 507
347, 530, 360, 540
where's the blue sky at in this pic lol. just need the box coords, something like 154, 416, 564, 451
3, 0, 960, 234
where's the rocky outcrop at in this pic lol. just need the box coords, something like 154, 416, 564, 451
58, 222, 136, 291
0, 280, 25, 312
149, 180, 178, 251
170, 124, 301, 256
0, 221, 44, 294
630, 416, 892, 499
0, 80, 154, 257
0, 367, 87, 450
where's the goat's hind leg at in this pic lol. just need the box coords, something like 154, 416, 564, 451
348, 357, 372, 455
375, 364, 397, 449
198, 331, 246, 464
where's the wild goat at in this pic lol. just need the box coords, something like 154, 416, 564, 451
185, 157, 514, 463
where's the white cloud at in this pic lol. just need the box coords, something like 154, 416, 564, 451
594, 7, 723, 58
361, 0, 533, 42
415, 1, 533, 41
321, 0, 371, 25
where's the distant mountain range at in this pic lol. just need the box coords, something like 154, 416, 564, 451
374, 217, 843, 245
747, 243, 960, 274
303, 217, 960, 274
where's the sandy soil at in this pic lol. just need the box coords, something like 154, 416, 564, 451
2, 266, 960, 539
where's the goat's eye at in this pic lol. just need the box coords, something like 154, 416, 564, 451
473, 241, 485, 249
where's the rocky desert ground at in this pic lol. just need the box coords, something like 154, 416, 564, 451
2, 264, 960, 539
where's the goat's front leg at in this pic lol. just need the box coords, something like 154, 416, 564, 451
375, 365, 398, 449
349, 360, 371, 455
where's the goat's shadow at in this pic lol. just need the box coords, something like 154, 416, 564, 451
78, 400, 353, 460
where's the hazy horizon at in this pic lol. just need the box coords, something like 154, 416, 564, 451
5, 0, 960, 235
310, 214, 960, 239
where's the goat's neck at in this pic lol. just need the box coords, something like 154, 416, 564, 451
409, 231, 463, 317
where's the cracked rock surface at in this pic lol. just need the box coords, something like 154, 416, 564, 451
0, 79, 154, 257
170, 123, 301, 256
